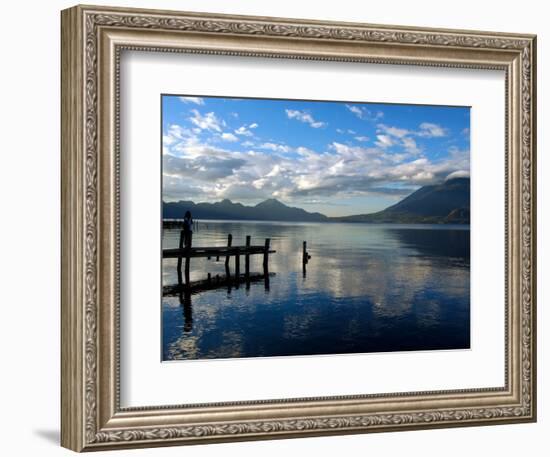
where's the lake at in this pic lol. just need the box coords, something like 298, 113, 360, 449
162, 220, 470, 361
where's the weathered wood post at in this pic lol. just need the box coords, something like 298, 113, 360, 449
235, 247, 240, 288
177, 230, 184, 286
224, 234, 233, 268
263, 238, 270, 270
245, 235, 251, 278
263, 238, 270, 291
302, 241, 311, 277
225, 234, 232, 279
184, 232, 192, 286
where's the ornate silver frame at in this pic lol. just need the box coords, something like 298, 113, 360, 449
61, 4, 537, 451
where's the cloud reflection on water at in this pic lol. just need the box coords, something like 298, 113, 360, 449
162, 221, 470, 360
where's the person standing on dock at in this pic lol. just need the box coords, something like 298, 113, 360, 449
183, 210, 193, 247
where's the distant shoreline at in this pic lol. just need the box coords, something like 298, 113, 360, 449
162, 218, 471, 228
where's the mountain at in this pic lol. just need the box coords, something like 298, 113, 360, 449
163, 198, 328, 222
333, 178, 470, 224
163, 178, 470, 224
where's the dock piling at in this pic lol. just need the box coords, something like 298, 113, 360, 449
245, 236, 251, 278
184, 232, 192, 286
263, 238, 270, 270
177, 230, 184, 285
235, 247, 240, 287
224, 234, 233, 269
165, 233, 277, 293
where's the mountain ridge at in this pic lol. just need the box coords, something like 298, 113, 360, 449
333, 177, 470, 223
163, 178, 470, 224
163, 198, 329, 222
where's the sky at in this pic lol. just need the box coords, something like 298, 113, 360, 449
162, 94, 470, 217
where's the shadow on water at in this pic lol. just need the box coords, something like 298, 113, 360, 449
388, 227, 470, 260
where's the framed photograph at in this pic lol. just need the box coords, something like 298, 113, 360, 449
61, 4, 537, 451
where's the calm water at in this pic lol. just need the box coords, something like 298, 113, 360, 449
162, 221, 470, 361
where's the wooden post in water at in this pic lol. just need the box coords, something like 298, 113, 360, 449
245, 235, 251, 278
302, 241, 311, 277
302, 241, 307, 277
177, 230, 184, 286
234, 247, 240, 288
263, 238, 270, 270
184, 232, 192, 286
263, 238, 270, 291
224, 234, 233, 269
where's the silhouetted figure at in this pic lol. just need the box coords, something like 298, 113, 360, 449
183, 210, 193, 248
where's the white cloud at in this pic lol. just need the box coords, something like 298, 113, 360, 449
346, 105, 363, 118
162, 124, 202, 154
259, 142, 291, 153
354, 136, 369, 142
189, 110, 224, 132
235, 126, 252, 136
296, 146, 316, 156
377, 121, 448, 139
402, 137, 420, 155
418, 122, 447, 138
377, 124, 410, 138
163, 119, 469, 206
221, 132, 238, 142
375, 123, 425, 155
178, 96, 204, 105
285, 109, 326, 128
346, 104, 384, 122
375, 135, 394, 148
234, 123, 258, 136
445, 170, 470, 180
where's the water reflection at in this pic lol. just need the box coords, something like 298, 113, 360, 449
162, 221, 470, 361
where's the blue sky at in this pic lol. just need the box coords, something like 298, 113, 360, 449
162, 95, 470, 217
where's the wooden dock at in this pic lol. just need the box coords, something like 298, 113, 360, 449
163, 245, 275, 259
162, 232, 276, 292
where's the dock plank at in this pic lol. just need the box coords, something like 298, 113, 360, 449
163, 246, 276, 259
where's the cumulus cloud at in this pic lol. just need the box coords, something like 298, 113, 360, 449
346, 104, 384, 122
221, 132, 238, 142
286, 109, 326, 128
164, 152, 246, 181
375, 135, 394, 148
178, 96, 204, 105
377, 124, 410, 138
259, 142, 291, 153
402, 137, 420, 155
373, 123, 427, 156
418, 122, 448, 138
189, 110, 224, 132
163, 109, 468, 207
234, 123, 258, 137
